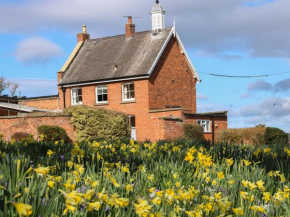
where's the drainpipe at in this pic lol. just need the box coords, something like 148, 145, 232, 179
61, 86, 66, 109
211, 116, 215, 145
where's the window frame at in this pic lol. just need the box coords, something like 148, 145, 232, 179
122, 83, 135, 101
95, 85, 108, 103
197, 120, 212, 133
71, 88, 83, 105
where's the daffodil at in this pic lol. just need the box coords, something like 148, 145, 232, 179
151, 196, 161, 206
232, 207, 244, 215
47, 150, 54, 157
48, 181, 55, 188
63, 205, 76, 215
88, 201, 101, 211
11, 202, 33, 217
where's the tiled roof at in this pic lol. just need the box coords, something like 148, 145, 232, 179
59, 28, 173, 85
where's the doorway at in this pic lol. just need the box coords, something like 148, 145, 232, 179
128, 115, 136, 140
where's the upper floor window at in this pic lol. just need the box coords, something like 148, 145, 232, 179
96, 85, 108, 103
71, 88, 82, 105
122, 83, 135, 101
197, 120, 211, 133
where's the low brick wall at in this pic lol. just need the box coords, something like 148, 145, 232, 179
0, 115, 75, 141
163, 119, 184, 140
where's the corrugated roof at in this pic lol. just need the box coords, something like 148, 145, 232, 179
59, 28, 173, 85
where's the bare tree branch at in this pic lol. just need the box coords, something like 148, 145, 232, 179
7, 82, 20, 97
0, 76, 7, 95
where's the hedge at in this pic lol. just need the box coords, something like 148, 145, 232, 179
216, 127, 266, 145
183, 124, 204, 141
265, 127, 288, 145
217, 126, 289, 146
65, 106, 130, 142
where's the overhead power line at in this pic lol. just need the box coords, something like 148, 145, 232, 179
197, 70, 290, 78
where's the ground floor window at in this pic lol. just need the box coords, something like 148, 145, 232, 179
197, 120, 211, 132
71, 88, 82, 105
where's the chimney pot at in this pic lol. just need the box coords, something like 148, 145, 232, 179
82, 25, 87, 34
128, 16, 132, 24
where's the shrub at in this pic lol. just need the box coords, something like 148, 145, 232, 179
217, 127, 266, 145
183, 124, 204, 141
65, 106, 130, 142
37, 125, 70, 142
264, 127, 288, 145
11, 132, 31, 141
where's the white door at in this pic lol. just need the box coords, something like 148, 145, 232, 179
128, 115, 136, 140
131, 127, 136, 140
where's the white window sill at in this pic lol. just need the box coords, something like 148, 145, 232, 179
121, 100, 136, 104
94, 102, 109, 106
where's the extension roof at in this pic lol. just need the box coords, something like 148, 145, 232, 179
59, 27, 200, 86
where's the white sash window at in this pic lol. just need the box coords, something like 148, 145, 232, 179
96, 85, 108, 103
122, 83, 135, 101
71, 88, 82, 105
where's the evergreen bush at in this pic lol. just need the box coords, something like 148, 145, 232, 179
183, 124, 204, 141
264, 127, 288, 145
65, 106, 130, 141
37, 125, 70, 142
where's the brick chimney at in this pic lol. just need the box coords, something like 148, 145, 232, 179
125, 16, 135, 38
77, 25, 90, 42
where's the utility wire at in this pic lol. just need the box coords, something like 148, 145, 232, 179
197, 70, 290, 78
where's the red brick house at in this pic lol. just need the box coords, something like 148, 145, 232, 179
56, 1, 228, 142
0, 1, 227, 142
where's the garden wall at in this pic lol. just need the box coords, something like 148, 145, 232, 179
0, 114, 75, 141
19, 96, 59, 111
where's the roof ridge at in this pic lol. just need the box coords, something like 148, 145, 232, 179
88, 27, 173, 41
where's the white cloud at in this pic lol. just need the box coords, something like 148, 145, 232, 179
197, 93, 208, 100
6, 78, 57, 97
240, 93, 253, 99
247, 79, 272, 91
1, 0, 290, 58
15, 37, 63, 65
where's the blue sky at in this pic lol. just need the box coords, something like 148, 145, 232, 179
0, 0, 290, 132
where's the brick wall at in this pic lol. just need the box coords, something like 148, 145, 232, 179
163, 119, 184, 140
148, 109, 183, 141
148, 37, 197, 112
0, 115, 75, 141
19, 97, 59, 110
